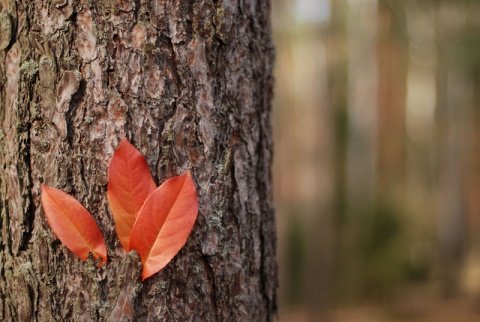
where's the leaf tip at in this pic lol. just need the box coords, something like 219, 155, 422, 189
141, 266, 160, 281
119, 135, 132, 148
98, 251, 108, 266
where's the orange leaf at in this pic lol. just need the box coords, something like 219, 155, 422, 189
41, 185, 107, 264
129, 171, 198, 280
107, 137, 156, 250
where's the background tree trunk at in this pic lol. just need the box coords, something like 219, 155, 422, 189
0, 0, 277, 320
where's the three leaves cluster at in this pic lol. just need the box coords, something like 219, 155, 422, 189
41, 137, 198, 280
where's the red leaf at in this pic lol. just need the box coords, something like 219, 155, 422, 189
107, 137, 156, 250
129, 171, 198, 280
41, 185, 107, 265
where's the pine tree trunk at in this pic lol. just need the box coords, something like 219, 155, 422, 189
0, 0, 277, 320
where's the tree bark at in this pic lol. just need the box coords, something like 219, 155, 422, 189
0, 0, 277, 320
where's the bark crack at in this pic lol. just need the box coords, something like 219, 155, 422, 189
201, 255, 219, 322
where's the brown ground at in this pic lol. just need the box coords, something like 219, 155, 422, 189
281, 295, 480, 322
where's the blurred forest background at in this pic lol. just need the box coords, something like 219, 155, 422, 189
272, 0, 480, 321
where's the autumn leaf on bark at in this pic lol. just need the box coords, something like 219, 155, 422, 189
129, 171, 198, 280
107, 137, 156, 250
41, 185, 108, 265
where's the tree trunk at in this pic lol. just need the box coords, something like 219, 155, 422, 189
377, 0, 407, 205
0, 0, 277, 320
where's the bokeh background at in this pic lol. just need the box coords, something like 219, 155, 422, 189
272, 0, 480, 321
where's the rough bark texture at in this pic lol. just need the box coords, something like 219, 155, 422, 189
0, 0, 277, 320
